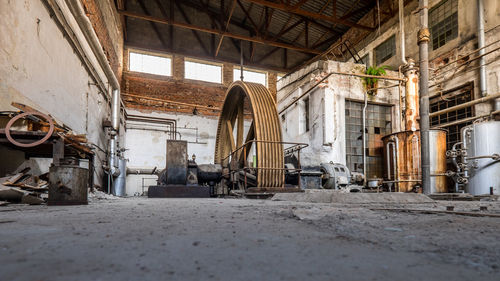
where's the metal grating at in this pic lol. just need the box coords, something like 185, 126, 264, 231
374, 35, 396, 66
430, 83, 474, 150
430, 0, 458, 50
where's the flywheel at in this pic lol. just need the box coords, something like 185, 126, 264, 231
214, 81, 284, 190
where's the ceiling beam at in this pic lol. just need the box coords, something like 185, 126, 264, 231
243, 0, 374, 31
118, 9, 322, 54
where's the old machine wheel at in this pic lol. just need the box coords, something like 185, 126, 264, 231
214, 81, 284, 193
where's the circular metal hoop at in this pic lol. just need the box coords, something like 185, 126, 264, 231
214, 81, 284, 189
5, 111, 55, 147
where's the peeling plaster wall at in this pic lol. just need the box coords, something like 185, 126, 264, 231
277, 60, 400, 168
350, 0, 500, 116
0, 0, 120, 185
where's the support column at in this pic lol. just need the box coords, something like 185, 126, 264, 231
418, 0, 431, 194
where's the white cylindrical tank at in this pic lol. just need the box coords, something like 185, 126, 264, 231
464, 121, 500, 195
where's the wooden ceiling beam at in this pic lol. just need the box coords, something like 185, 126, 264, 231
244, 0, 374, 31
119, 9, 322, 54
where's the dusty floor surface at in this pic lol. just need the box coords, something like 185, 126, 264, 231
0, 195, 499, 281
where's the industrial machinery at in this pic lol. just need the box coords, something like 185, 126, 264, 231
447, 121, 500, 195
382, 60, 447, 193
148, 81, 360, 197
148, 140, 222, 197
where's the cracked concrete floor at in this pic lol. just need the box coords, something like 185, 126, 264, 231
0, 197, 499, 281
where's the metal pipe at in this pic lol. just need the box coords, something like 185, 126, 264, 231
461, 126, 473, 181
279, 71, 403, 115
363, 90, 368, 187
477, 0, 487, 98
399, 0, 407, 65
240, 41, 244, 81
418, 0, 431, 194
432, 110, 500, 128
64, 0, 122, 180
64, 0, 120, 90
429, 92, 500, 117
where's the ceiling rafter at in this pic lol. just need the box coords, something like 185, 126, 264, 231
136, 0, 168, 48
243, 0, 374, 31
118, 9, 322, 54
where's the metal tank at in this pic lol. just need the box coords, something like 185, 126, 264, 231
48, 164, 88, 205
463, 121, 500, 195
382, 129, 447, 193
112, 158, 127, 196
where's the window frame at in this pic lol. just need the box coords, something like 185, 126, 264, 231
374, 35, 396, 65
128, 49, 172, 77
429, 0, 458, 50
184, 58, 223, 84
233, 67, 268, 87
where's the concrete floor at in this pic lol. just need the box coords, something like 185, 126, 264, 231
0, 195, 499, 281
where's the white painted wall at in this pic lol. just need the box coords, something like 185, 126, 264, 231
277, 60, 400, 168
0, 0, 115, 184
124, 109, 251, 196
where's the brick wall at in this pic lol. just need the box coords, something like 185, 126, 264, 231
80, 0, 123, 82
121, 48, 279, 117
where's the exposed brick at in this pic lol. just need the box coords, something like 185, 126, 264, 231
80, 0, 122, 82
268, 72, 277, 101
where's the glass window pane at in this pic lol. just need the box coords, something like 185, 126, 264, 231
129, 52, 171, 76
233, 68, 267, 86
184, 60, 222, 83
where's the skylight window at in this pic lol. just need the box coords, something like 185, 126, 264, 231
129, 51, 171, 76
233, 68, 267, 86
185, 60, 222, 83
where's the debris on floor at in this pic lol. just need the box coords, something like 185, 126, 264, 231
0, 167, 48, 205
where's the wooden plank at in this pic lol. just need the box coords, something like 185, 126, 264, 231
226, 119, 236, 153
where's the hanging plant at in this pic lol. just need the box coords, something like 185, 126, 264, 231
363, 65, 390, 95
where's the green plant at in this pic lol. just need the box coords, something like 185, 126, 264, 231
363, 65, 390, 90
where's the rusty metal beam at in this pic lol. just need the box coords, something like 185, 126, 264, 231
244, 0, 374, 31
118, 9, 322, 54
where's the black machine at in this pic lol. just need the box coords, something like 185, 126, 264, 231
148, 140, 222, 198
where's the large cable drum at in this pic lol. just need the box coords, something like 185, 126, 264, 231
214, 81, 284, 190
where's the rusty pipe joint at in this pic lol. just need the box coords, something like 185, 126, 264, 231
417, 28, 430, 44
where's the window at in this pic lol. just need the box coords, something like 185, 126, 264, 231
345, 100, 392, 178
360, 54, 371, 68
304, 97, 310, 132
430, 83, 473, 150
129, 51, 171, 76
374, 35, 396, 65
184, 59, 222, 83
430, 0, 458, 50
233, 68, 267, 86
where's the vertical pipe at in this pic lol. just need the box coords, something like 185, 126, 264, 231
399, 0, 407, 65
363, 91, 368, 187
477, 0, 487, 98
418, 0, 431, 194
240, 41, 244, 81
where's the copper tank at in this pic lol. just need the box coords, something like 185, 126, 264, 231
381, 60, 447, 193
382, 129, 447, 192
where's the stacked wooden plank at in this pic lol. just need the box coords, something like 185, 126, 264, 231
0, 167, 48, 205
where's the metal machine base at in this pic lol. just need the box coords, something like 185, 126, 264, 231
148, 185, 211, 198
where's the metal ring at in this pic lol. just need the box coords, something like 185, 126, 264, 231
5, 111, 55, 147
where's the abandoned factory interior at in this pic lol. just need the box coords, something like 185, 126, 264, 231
1, 0, 500, 280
